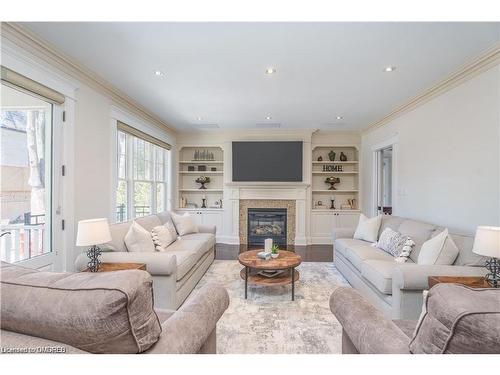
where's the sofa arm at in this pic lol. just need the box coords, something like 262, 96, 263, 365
197, 224, 216, 235
333, 227, 356, 241
146, 283, 229, 354
330, 287, 410, 354
393, 264, 487, 290
74, 251, 177, 276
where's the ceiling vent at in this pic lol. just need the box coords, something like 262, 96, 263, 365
255, 123, 281, 129
191, 123, 220, 130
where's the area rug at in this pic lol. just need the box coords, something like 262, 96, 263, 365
194, 260, 350, 354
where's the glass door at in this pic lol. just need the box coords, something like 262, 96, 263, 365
1, 83, 55, 267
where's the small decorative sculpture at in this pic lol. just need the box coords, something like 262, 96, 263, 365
330, 199, 336, 210
328, 151, 336, 161
195, 176, 211, 189
325, 176, 340, 190
340, 152, 347, 161
317, 156, 323, 161
201, 198, 207, 208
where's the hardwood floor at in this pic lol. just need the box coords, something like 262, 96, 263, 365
215, 243, 333, 262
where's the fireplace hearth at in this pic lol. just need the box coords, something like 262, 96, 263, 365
247, 208, 287, 247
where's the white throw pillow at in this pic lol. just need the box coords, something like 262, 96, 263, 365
353, 214, 382, 243
417, 229, 458, 265
151, 222, 177, 251
124, 221, 155, 252
171, 212, 198, 236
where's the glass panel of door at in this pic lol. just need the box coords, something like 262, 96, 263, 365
1, 83, 53, 263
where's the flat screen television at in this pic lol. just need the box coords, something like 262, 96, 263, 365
232, 141, 303, 182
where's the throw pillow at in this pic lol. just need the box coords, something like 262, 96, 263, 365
124, 221, 155, 252
417, 229, 458, 265
376, 227, 415, 262
353, 214, 382, 243
151, 222, 177, 251
171, 212, 199, 236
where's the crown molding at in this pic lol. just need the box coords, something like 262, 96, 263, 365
1, 22, 177, 136
363, 44, 500, 135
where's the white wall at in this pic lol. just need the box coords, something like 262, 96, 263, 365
361, 65, 500, 234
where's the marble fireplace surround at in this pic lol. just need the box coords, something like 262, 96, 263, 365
226, 183, 309, 246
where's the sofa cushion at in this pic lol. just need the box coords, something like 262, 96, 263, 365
345, 244, 394, 271
361, 259, 413, 294
180, 233, 216, 254
451, 233, 488, 267
135, 215, 162, 232
409, 284, 500, 354
378, 215, 405, 238
334, 238, 371, 258
107, 220, 132, 252
353, 214, 382, 243
397, 219, 438, 262
163, 240, 207, 280
152, 222, 178, 251
157, 211, 175, 227
0, 262, 161, 354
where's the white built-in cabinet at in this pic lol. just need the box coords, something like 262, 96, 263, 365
176, 145, 225, 240
309, 145, 361, 244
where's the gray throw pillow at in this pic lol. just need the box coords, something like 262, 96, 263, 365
376, 227, 415, 261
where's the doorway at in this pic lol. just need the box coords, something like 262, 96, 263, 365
0, 83, 57, 269
374, 146, 394, 215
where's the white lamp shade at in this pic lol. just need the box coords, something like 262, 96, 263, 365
76, 218, 112, 246
472, 226, 500, 258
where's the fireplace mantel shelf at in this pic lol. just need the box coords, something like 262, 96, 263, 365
225, 181, 310, 188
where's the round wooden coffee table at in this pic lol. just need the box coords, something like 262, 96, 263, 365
238, 250, 302, 301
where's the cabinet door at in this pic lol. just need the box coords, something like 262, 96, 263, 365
311, 212, 335, 238
202, 211, 224, 233
336, 212, 359, 228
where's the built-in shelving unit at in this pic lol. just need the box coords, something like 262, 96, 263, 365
177, 146, 224, 210
311, 145, 360, 212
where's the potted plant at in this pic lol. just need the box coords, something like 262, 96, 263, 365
271, 244, 280, 259
195, 176, 211, 189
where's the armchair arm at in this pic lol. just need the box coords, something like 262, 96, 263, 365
146, 283, 229, 354
74, 251, 177, 276
330, 287, 410, 354
332, 227, 356, 241
197, 224, 216, 235
393, 264, 487, 290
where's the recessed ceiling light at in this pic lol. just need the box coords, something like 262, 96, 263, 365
265, 116, 272, 120
265, 67, 276, 74
384, 66, 396, 72
336, 116, 343, 120
154, 70, 165, 77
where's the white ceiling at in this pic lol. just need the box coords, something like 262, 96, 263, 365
22, 22, 499, 132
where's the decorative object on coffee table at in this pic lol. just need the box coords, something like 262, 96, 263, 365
238, 250, 302, 301
472, 226, 500, 287
271, 244, 280, 259
339, 152, 347, 161
76, 218, 112, 272
328, 150, 336, 161
325, 176, 340, 190
195, 176, 211, 189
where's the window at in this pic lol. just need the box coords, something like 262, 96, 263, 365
115, 129, 169, 222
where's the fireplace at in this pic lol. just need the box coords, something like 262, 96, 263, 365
247, 208, 287, 247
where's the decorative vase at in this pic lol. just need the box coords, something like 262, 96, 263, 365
328, 151, 336, 161
317, 156, 323, 161
340, 152, 347, 161
271, 253, 279, 259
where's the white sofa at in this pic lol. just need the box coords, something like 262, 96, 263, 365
333, 215, 487, 320
75, 211, 216, 310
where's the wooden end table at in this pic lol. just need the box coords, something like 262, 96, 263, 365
82, 262, 147, 272
428, 275, 491, 289
238, 250, 302, 301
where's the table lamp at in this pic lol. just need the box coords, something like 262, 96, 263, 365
472, 226, 500, 287
76, 218, 112, 272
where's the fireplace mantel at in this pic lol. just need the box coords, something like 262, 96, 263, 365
225, 181, 310, 188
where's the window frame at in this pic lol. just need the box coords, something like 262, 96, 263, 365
115, 129, 169, 222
